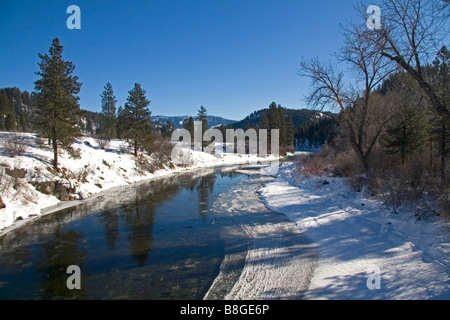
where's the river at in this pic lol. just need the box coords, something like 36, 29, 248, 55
0, 165, 316, 300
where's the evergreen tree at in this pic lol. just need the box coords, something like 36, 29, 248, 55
34, 38, 82, 170
116, 106, 126, 140
277, 104, 287, 147
259, 111, 269, 130
382, 109, 427, 164
0, 91, 11, 131
286, 115, 295, 146
123, 83, 153, 157
197, 106, 208, 148
430, 46, 450, 181
265, 102, 289, 147
182, 116, 195, 145
5, 114, 16, 131
197, 106, 208, 129
267, 102, 278, 130
161, 120, 175, 138
100, 82, 117, 140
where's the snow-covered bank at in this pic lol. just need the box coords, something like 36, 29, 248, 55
259, 162, 450, 299
205, 174, 317, 300
0, 132, 278, 233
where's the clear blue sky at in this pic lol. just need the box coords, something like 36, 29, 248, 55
0, 0, 360, 120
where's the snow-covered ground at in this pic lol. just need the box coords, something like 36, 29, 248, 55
0, 132, 278, 233
259, 162, 450, 299
2, 132, 449, 300
205, 174, 317, 300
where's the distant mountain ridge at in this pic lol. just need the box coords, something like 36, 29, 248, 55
152, 115, 237, 128
229, 108, 335, 129
152, 108, 334, 130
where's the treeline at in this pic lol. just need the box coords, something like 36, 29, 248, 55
298, 0, 449, 215
296, 117, 337, 150
28, 37, 164, 170
229, 103, 336, 150
0, 87, 35, 132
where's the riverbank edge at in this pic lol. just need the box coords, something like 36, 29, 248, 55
0, 155, 280, 239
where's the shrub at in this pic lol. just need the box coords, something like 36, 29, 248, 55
345, 174, 368, 193
378, 160, 429, 213
119, 141, 131, 155
294, 153, 330, 178
35, 136, 50, 149
332, 151, 362, 177
1, 134, 27, 157
93, 134, 110, 150
145, 137, 174, 162
302, 156, 328, 177
435, 184, 450, 220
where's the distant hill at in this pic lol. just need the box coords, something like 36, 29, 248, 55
229, 107, 335, 130
228, 107, 337, 150
0, 87, 36, 131
152, 115, 237, 128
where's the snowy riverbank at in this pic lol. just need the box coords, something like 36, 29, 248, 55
0, 132, 278, 234
259, 162, 450, 299
205, 174, 317, 300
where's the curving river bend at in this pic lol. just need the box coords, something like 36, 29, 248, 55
0, 165, 316, 300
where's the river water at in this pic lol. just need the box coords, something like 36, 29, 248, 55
0, 164, 316, 300
0, 166, 250, 299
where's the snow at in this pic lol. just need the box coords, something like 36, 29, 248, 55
205, 174, 317, 300
2, 131, 449, 299
0, 132, 278, 234
259, 162, 450, 299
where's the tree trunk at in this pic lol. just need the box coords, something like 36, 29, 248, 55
52, 135, 58, 171
429, 135, 433, 173
440, 120, 446, 182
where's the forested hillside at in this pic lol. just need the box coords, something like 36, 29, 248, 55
229, 103, 337, 149
0, 87, 36, 132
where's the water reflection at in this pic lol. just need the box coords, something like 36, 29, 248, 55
35, 228, 87, 299
0, 167, 246, 299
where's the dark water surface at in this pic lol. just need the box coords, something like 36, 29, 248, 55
0, 167, 250, 299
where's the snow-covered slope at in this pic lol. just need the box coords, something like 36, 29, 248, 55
0, 132, 276, 233
259, 162, 450, 299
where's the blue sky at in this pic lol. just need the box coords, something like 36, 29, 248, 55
0, 0, 360, 120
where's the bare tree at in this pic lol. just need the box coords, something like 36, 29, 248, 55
366, 0, 450, 120
354, 0, 449, 181
299, 22, 393, 172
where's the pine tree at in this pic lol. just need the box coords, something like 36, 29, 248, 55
161, 120, 175, 138
123, 83, 153, 157
259, 111, 269, 130
34, 38, 82, 170
116, 106, 126, 140
197, 106, 208, 149
381, 110, 427, 164
286, 115, 295, 147
277, 104, 287, 147
430, 46, 450, 181
182, 116, 195, 146
266, 102, 289, 147
0, 91, 11, 131
5, 114, 16, 131
267, 102, 278, 130
100, 82, 117, 140
259, 111, 270, 151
